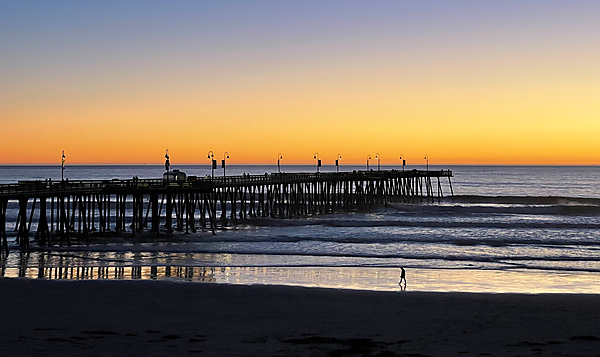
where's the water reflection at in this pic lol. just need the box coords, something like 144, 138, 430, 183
0, 252, 217, 282
2, 251, 600, 294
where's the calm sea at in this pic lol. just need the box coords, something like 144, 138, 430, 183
1, 164, 599, 293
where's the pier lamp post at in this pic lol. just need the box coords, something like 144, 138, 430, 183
313, 153, 321, 173
165, 149, 170, 179
165, 149, 170, 172
424, 155, 429, 172
399, 154, 405, 172
277, 153, 283, 173
61, 150, 65, 181
336, 154, 342, 173
207, 151, 215, 178
366, 155, 371, 171
375, 153, 381, 171
222, 152, 229, 177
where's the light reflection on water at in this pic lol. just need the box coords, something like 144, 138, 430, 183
2, 252, 600, 294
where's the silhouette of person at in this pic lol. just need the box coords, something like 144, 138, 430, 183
399, 267, 407, 288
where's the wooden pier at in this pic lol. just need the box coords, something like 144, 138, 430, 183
0, 169, 453, 253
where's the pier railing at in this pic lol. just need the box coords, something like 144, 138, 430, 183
0, 169, 452, 253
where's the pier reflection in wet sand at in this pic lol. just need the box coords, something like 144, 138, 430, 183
3, 251, 600, 294
1, 252, 217, 282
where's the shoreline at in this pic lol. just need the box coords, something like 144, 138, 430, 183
1, 278, 600, 356
3, 264, 600, 294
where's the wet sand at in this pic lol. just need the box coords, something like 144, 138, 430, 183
1, 278, 600, 356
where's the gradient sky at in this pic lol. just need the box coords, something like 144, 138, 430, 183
1, 1, 599, 165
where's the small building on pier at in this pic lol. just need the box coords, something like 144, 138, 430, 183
163, 169, 187, 182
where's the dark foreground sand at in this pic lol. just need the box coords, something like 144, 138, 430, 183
1, 279, 600, 356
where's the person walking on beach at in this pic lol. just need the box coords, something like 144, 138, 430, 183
399, 267, 407, 288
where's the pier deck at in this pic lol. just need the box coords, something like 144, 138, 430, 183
0, 169, 452, 253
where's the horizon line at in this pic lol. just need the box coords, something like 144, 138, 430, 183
1, 163, 598, 167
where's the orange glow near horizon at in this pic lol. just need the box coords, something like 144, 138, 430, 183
3, 77, 598, 165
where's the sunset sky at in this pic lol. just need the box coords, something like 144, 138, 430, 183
1, 1, 599, 165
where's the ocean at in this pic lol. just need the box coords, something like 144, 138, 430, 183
1, 164, 599, 293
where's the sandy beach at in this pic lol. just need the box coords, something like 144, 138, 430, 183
1, 279, 600, 356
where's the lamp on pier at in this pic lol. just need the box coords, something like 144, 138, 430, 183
165, 149, 170, 173
277, 153, 283, 173
336, 154, 342, 173
375, 153, 381, 171
424, 155, 429, 172
399, 154, 405, 172
222, 152, 230, 177
313, 153, 321, 173
207, 151, 215, 178
366, 155, 371, 171
61, 150, 66, 181
164, 149, 170, 183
